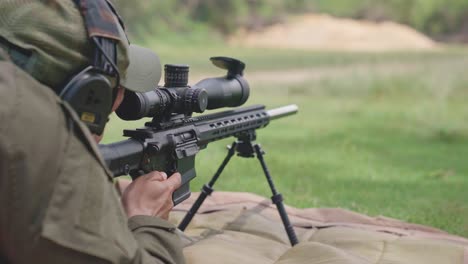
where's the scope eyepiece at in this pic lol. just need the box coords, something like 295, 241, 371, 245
116, 87, 208, 121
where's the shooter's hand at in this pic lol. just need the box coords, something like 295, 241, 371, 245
121, 171, 182, 220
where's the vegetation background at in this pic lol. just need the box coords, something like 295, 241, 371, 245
113, 0, 468, 43
106, 1, 468, 238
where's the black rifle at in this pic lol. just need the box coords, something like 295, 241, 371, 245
99, 57, 299, 245
99, 104, 297, 204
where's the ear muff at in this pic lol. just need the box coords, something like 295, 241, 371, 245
60, 0, 123, 136
60, 66, 113, 135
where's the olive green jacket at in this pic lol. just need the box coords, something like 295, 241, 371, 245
0, 54, 185, 264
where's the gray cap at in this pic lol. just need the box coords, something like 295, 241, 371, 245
122, 44, 162, 92
114, 17, 161, 92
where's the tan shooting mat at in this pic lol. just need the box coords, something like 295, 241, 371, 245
170, 192, 468, 264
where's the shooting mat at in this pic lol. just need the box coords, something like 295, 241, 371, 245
170, 192, 468, 264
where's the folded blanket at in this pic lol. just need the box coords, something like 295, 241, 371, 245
170, 192, 468, 264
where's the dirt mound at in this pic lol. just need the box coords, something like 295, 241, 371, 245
230, 14, 437, 51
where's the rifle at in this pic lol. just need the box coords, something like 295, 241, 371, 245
99, 103, 297, 204
99, 56, 299, 245
99, 56, 297, 204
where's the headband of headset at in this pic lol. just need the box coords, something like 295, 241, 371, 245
73, 0, 121, 76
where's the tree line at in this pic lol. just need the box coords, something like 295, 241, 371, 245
113, 0, 468, 42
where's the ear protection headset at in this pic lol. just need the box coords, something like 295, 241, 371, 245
59, 0, 123, 135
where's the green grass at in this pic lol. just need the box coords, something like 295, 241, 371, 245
103, 45, 468, 238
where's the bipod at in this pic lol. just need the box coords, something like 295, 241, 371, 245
178, 130, 299, 246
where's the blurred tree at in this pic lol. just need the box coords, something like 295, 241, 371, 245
190, 0, 249, 34
112, 0, 468, 43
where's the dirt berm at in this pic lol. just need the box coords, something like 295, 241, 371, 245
230, 14, 437, 51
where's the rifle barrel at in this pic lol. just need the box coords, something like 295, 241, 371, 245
266, 104, 298, 120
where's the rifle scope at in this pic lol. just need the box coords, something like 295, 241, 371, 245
116, 57, 250, 121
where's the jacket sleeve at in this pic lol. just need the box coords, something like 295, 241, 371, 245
0, 58, 185, 264
129, 216, 186, 264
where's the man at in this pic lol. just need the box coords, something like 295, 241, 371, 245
0, 0, 185, 263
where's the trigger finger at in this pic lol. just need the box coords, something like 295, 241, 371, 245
147, 171, 167, 181
167, 172, 182, 188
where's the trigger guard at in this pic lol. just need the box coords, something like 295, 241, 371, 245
129, 169, 146, 180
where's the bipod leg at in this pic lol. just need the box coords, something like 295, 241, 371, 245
254, 144, 299, 246
178, 142, 238, 231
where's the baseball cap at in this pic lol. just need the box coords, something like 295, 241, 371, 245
115, 23, 161, 92
0, 0, 161, 93
122, 45, 161, 92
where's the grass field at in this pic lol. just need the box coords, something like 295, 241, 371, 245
103, 45, 468, 237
